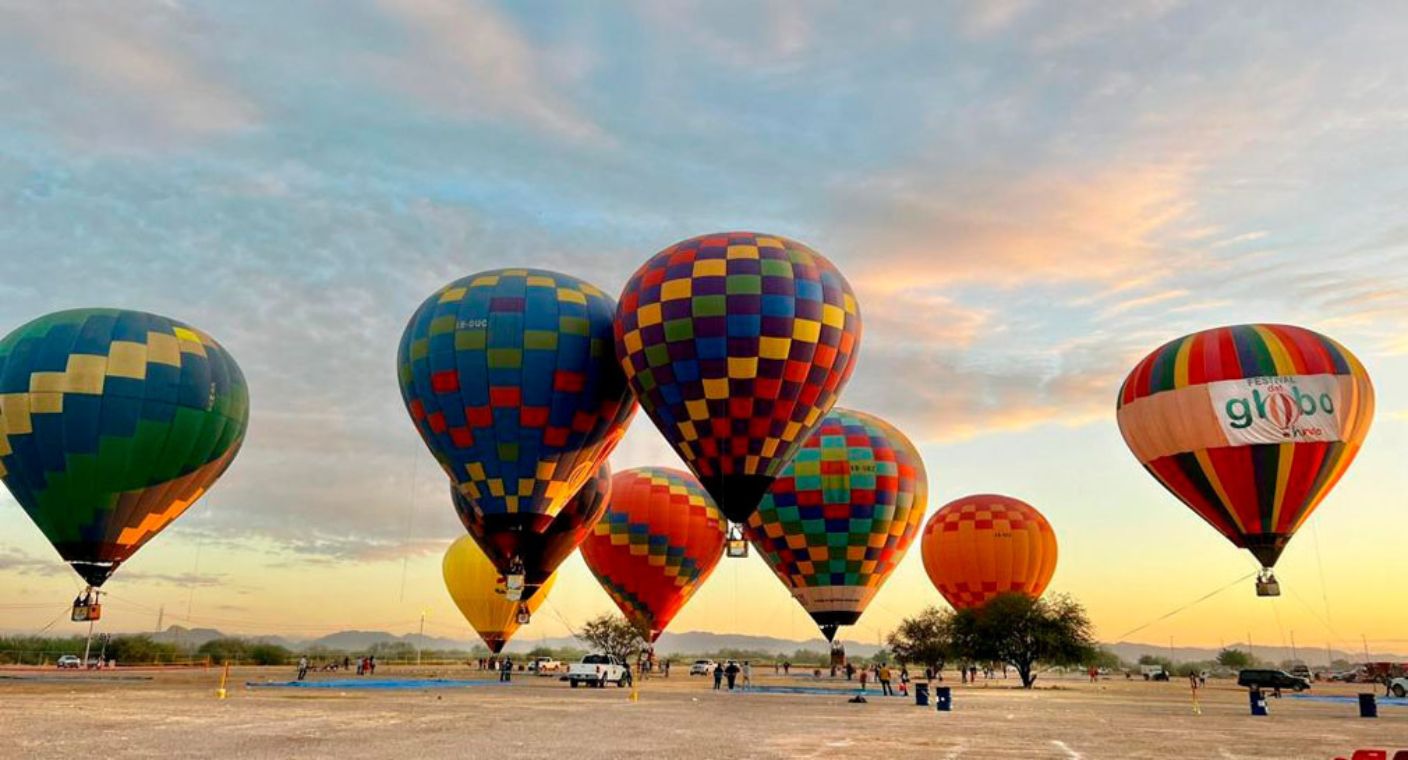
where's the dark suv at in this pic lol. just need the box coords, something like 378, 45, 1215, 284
1237, 669, 1310, 692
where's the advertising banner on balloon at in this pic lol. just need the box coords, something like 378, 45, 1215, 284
1208, 374, 1345, 445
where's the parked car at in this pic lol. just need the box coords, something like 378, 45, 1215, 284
56, 655, 81, 669
566, 653, 632, 688
1389, 677, 1408, 699
1288, 663, 1311, 680
689, 659, 716, 676
528, 657, 562, 675
1237, 669, 1310, 692
1139, 665, 1169, 681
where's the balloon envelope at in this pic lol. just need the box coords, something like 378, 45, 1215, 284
0, 308, 249, 587
613, 232, 861, 523
452, 463, 610, 601
580, 467, 726, 641
1116, 324, 1374, 568
398, 269, 634, 582
921, 494, 1057, 611
746, 408, 927, 640
443, 535, 556, 653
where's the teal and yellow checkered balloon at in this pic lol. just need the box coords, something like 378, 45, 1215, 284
0, 309, 249, 588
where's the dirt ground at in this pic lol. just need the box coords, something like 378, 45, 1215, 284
2, 666, 1406, 759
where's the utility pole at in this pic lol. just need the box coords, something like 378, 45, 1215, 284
1326, 642, 1334, 669
417, 610, 427, 666
1362, 634, 1371, 662
1247, 632, 1254, 663
156, 605, 164, 633
1290, 631, 1298, 663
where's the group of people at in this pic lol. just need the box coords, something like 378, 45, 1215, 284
855, 664, 911, 696
294, 655, 376, 681
711, 661, 751, 690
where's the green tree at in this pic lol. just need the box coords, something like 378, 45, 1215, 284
198, 638, 251, 663
578, 613, 647, 663
951, 593, 1096, 688
1216, 648, 1253, 669
1084, 647, 1123, 671
248, 643, 292, 666
105, 635, 180, 664
887, 606, 955, 674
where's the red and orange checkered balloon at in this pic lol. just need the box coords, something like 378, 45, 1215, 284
920, 494, 1057, 611
614, 232, 861, 523
579, 467, 726, 641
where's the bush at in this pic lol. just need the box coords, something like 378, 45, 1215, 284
249, 644, 292, 666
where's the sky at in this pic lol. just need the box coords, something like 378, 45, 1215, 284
1, 1, 1406, 657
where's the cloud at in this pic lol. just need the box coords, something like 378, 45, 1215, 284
0, 547, 66, 577
370, 0, 606, 143
0, 1, 258, 150
828, 160, 1197, 292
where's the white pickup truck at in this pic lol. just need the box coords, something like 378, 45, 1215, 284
566, 653, 632, 688
529, 657, 563, 675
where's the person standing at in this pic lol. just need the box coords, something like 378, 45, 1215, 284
784, 661, 790, 675
845, 662, 854, 681
713, 663, 724, 690
500, 657, 512, 682
899, 666, 910, 696
859, 667, 869, 692
369, 656, 377, 675
743, 661, 753, 690
725, 661, 739, 690
879, 664, 893, 696
297, 656, 309, 681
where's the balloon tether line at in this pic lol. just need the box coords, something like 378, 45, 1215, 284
1114, 571, 1255, 641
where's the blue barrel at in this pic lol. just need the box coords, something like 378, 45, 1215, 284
1249, 688, 1268, 716
1358, 692, 1378, 718
914, 682, 929, 707
935, 686, 952, 712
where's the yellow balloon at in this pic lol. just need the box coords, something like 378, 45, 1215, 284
443, 536, 556, 653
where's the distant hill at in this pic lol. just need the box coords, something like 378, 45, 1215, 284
1105, 641, 1405, 668
49, 625, 1408, 664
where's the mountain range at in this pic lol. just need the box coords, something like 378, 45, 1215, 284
127, 625, 1405, 665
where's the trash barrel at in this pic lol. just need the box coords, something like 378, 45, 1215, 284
1248, 687, 1268, 716
1358, 692, 1378, 718
914, 682, 929, 707
935, 686, 952, 712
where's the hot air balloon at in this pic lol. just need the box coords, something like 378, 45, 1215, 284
579, 467, 726, 641
745, 408, 927, 641
1116, 324, 1374, 595
0, 308, 249, 595
451, 463, 610, 607
443, 535, 556, 653
921, 494, 1057, 611
398, 269, 634, 599
613, 232, 861, 524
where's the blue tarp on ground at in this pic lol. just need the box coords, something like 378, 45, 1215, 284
247, 678, 513, 690
723, 684, 905, 697
1287, 694, 1408, 707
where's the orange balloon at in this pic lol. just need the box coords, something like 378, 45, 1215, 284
920, 494, 1057, 610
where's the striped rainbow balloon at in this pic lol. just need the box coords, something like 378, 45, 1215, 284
1116, 324, 1374, 568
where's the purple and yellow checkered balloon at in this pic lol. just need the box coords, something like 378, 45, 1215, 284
614, 233, 861, 523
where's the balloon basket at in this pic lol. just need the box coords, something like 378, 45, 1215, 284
725, 525, 749, 558
1255, 569, 1280, 597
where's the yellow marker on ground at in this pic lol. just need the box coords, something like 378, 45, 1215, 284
216, 661, 230, 700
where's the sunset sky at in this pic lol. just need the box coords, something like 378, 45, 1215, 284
1, 1, 1405, 657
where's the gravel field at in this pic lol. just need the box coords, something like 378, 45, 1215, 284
3, 666, 1406, 759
